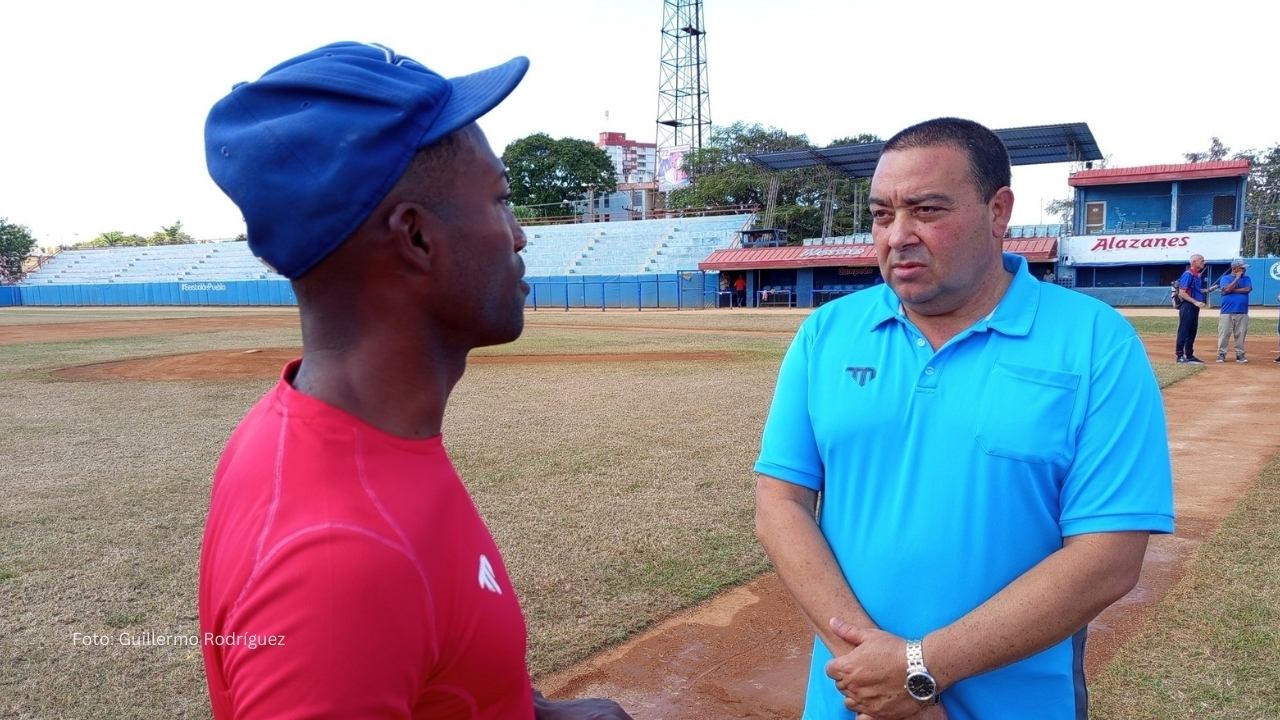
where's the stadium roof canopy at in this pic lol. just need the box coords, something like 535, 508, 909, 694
749, 123, 1103, 178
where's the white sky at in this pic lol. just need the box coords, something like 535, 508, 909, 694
2, 0, 1276, 247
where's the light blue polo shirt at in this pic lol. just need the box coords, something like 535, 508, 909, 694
755, 253, 1174, 720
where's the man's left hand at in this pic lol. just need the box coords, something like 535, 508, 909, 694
533, 692, 634, 720
825, 619, 928, 720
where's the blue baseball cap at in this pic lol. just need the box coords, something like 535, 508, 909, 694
205, 41, 529, 279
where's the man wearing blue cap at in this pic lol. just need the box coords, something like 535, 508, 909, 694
198, 42, 631, 720
1215, 258, 1252, 362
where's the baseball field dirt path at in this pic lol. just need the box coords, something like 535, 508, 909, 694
0, 313, 299, 345
538, 336, 1280, 719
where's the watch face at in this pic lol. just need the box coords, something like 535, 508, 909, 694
906, 671, 937, 700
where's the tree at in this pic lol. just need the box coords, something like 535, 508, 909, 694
1043, 157, 1112, 232
1183, 137, 1230, 163
502, 133, 617, 217
510, 205, 538, 221
83, 221, 195, 248
148, 220, 194, 245
0, 217, 37, 282
666, 123, 882, 241
1043, 197, 1074, 227
1234, 144, 1280, 256
83, 230, 148, 247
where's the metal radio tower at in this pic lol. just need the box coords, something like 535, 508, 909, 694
656, 0, 711, 154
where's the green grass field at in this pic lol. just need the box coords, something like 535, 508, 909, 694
1091, 451, 1280, 719
0, 305, 1270, 719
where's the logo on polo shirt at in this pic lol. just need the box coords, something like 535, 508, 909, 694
478, 554, 503, 595
847, 366, 877, 387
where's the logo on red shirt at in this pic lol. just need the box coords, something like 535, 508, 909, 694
478, 555, 503, 595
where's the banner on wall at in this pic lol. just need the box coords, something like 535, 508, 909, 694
1061, 231, 1241, 265
657, 145, 690, 192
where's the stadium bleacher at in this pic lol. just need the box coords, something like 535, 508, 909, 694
22, 243, 279, 284
801, 233, 873, 246
1005, 224, 1067, 238
523, 214, 751, 276
22, 214, 754, 286
799, 225, 1070, 245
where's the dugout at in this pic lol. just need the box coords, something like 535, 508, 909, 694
699, 235, 1058, 308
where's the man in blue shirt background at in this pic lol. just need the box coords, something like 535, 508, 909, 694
1216, 258, 1252, 362
1175, 254, 1219, 364
754, 117, 1174, 720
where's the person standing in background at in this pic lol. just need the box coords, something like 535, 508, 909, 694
1215, 258, 1252, 363
1175, 254, 1219, 364
1275, 291, 1280, 363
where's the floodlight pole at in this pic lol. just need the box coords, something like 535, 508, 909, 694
656, 0, 711, 157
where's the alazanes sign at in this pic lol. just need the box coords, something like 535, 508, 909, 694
1061, 231, 1241, 265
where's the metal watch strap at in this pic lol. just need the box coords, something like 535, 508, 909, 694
906, 638, 927, 673
905, 638, 938, 704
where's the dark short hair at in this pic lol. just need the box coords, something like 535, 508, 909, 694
882, 118, 1011, 201
394, 128, 468, 217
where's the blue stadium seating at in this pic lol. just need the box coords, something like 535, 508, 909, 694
22, 243, 278, 284
23, 214, 754, 286
800, 233, 872, 246
523, 215, 752, 276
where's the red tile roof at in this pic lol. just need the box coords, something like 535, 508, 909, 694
1003, 238, 1058, 261
1069, 160, 1250, 187
699, 244, 876, 271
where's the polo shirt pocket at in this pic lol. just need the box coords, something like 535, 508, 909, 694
975, 362, 1080, 465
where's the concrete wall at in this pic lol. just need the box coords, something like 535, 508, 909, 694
524, 272, 716, 310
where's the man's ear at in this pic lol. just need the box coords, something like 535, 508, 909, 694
989, 186, 1015, 242
387, 201, 435, 274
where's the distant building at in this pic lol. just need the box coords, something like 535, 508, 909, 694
1059, 160, 1252, 304
597, 132, 657, 184
578, 132, 660, 222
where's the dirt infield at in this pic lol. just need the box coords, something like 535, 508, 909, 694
540, 339, 1280, 719
52, 348, 736, 381
0, 312, 793, 346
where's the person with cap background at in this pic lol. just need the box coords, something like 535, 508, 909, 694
1215, 258, 1253, 363
198, 42, 632, 720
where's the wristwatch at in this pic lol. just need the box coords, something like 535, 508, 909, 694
905, 639, 939, 704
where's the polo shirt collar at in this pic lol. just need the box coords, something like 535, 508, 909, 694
983, 253, 1038, 337
870, 252, 1039, 338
